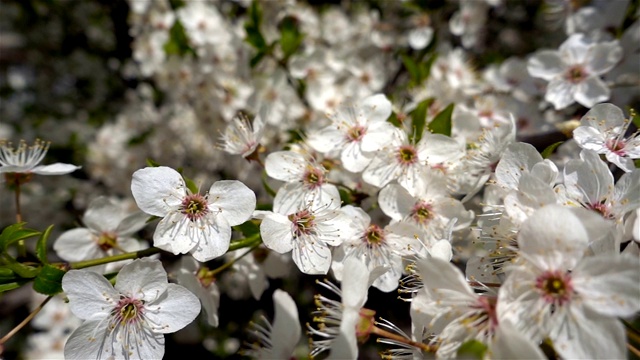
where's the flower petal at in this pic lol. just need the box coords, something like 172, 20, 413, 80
145, 283, 200, 333
131, 166, 185, 217
207, 180, 256, 226
115, 258, 169, 302
62, 270, 118, 320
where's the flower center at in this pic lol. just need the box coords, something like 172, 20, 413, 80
411, 201, 434, 225
462, 296, 499, 334
346, 125, 367, 143
535, 270, 574, 307
289, 209, 316, 237
97, 231, 118, 251
396, 145, 418, 166
587, 201, 613, 219
363, 225, 385, 247
180, 194, 209, 221
565, 65, 588, 84
303, 166, 325, 190
112, 296, 145, 325
605, 138, 626, 156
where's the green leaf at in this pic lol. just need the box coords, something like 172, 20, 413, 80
183, 175, 199, 194
428, 103, 454, 136
279, 16, 304, 61
146, 158, 161, 167
233, 220, 261, 238
2, 255, 39, 278
387, 111, 404, 128
244, 1, 267, 51
541, 141, 564, 159
410, 98, 434, 143
632, 112, 640, 129
0, 279, 31, 293
33, 264, 66, 295
401, 54, 421, 84
0, 223, 41, 252
457, 339, 488, 359
163, 20, 195, 57
36, 225, 54, 264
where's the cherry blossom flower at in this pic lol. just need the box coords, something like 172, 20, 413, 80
258, 194, 353, 275
131, 166, 256, 262
527, 33, 622, 110
265, 150, 340, 215
174, 256, 221, 327
0, 139, 80, 177
499, 205, 640, 359
331, 205, 423, 292
243, 289, 301, 359
61, 258, 200, 360
307, 93, 395, 173
573, 103, 640, 172
54, 196, 149, 274
219, 107, 266, 158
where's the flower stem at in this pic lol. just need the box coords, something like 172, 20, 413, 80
371, 324, 438, 353
67, 247, 162, 270
209, 242, 261, 278
0, 295, 52, 345
228, 233, 261, 251
14, 180, 26, 258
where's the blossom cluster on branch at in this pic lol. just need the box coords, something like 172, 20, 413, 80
0, 0, 639, 359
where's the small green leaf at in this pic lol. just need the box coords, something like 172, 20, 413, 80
428, 103, 454, 136
146, 158, 161, 167
279, 16, 304, 60
632, 112, 640, 129
163, 19, 195, 56
457, 339, 488, 359
244, 1, 267, 51
401, 54, 421, 84
33, 264, 66, 295
233, 220, 261, 238
36, 225, 54, 264
541, 141, 564, 159
183, 176, 199, 194
0, 223, 41, 251
2, 256, 40, 278
410, 98, 434, 143
387, 112, 404, 128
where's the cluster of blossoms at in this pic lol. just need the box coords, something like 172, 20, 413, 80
0, 0, 639, 359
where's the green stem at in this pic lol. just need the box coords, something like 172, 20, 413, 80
228, 233, 261, 252
15, 180, 26, 258
68, 247, 162, 270
209, 242, 261, 278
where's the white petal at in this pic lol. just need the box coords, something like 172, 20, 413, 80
490, 320, 546, 360
270, 290, 302, 358
116, 211, 150, 236
495, 142, 543, 190
145, 283, 200, 333
260, 213, 294, 254
527, 50, 565, 81
307, 126, 344, 153
31, 163, 80, 175
573, 255, 640, 317
545, 78, 576, 110
115, 258, 168, 302
82, 197, 124, 232
54, 228, 102, 262
340, 140, 373, 173
207, 180, 256, 226
378, 183, 415, 221
64, 320, 111, 360
264, 151, 306, 182
62, 270, 117, 320
517, 205, 589, 270
292, 239, 332, 275
153, 212, 199, 255
131, 166, 185, 217
189, 216, 232, 262
553, 305, 626, 360
415, 257, 476, 300
585, 40, 623, 75
341, 257, 371, 309
360, 93, 392, 123
573, 126, 606, 151
574, 77, 610, 108
327, 309, 359, 360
